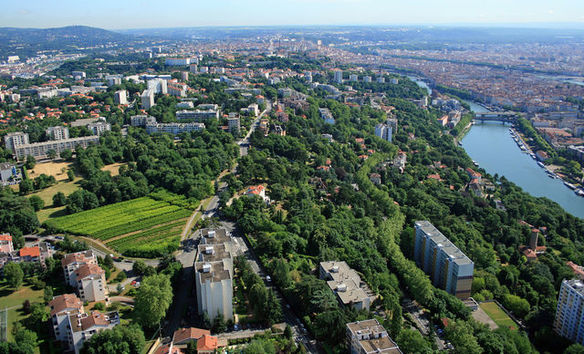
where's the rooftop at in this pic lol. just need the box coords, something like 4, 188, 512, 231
415, 221, 473, 266
49, 293, 83, 316
19, 246, 40, 258
173, 327, 210, 345
62, 250, 95, 267
196, 261, 231, 282
347, 319, 401, 353
320, 261, 373, 307
200, 228, 230, 245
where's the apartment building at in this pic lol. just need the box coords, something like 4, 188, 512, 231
319, 261, 375, 311
347, 319, 401, 354
68, 311, 120, 353
3, 132, 29, 152
62, 250, 97, 287
141, 89, 155, 110
145, 122, 205, 135
168, 81, 188, 97
74, 263, 109, 302
12, 135, 100, 160
227, 116, 240, 135
319, 108, 335, 124
87, 122, 111, 136
114, 90, 127, 105
554, 279, 584, 345
46, 126, 70, 141
375, 123, 393, 143
194, 229, 233, 321
334, 70, 343, 84
413, 221, 474, 299
49, 293, 84, 343
176, 109, 219, 121
130, 115, 157, 127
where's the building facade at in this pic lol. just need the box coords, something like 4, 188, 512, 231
12, 135, 100, 160
194, 229, 233, 322
554, 279, 584, 345
413, 221, 474, 299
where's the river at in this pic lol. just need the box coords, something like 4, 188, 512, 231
461, 116, 584, 219
408, 77, 584, 218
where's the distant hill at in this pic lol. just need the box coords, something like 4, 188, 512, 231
0, 25, 132, 59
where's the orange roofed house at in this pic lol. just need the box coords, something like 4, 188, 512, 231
0, 234, 13, 253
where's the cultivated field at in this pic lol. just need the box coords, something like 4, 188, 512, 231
44, 191, 198, 257
479, 302, 518, 330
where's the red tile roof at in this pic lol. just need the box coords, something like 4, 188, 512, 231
173, 327, 210, 345
19, 246, 40, 258
0, 234, 12, 242
197, 334, 218, 351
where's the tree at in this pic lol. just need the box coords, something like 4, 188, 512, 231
67, 169, 75, 181
4, 262, 24, 289
47, 149, 57, 160
22, 300, 31, 314
132, 260, 155, 276
19, 178, 33, 195
243, 339, 276, 354
52, 192, 67, 207
134, 274, 173, 328
61, 149, 73, 161
565, 344, 584, 354
212, 313, 227, 333
28, 195, 44, 211
25, 155, 35, 170
43, 286, 53, 304
397, 329, 432, 354
82, 323, 145, 354
444, 320, 482, 354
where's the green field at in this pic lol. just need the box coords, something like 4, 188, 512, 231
479, 302, 518, 330
44, 192, 197, 257
0, 283, 44, 341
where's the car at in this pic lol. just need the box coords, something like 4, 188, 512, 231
265, 275, 271, 283
55, 236, 64, 240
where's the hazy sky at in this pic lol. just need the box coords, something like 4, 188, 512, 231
2, 0, 584, 29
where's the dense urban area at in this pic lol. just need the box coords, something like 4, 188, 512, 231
0, 25, 584, 354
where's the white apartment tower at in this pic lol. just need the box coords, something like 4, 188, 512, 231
554, 279, 584, 345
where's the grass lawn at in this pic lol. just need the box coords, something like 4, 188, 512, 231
27, 161, 73, 182
28, 177, 82, 206
0, 283, 44, 341
480, 302, 518, 330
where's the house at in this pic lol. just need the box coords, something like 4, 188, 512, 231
369, 173, 381, 185
197, 334, 220, 353
172, 327, 210, 346
49, 294, 84, 343
246, 185, 267, 201
74, 263, 109, 302
567, 261, 584, 279
19, 246, 40, 263
0, 234, 13, 253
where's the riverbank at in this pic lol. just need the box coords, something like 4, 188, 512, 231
462, 122, 584, 218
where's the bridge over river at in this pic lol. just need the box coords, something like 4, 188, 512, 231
473, 111, 522, 123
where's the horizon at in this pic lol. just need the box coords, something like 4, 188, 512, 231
2, 22, 584, 31
2, 0, 583, 30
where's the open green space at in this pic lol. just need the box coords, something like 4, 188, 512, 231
0, 283, 44, 341
28, 178, 82, 206
44, 192, 197, 257
479, 302, 518, 330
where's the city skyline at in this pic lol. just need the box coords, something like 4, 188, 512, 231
1, 0, 583, 29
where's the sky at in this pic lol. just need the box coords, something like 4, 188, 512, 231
1, 0, 584, 29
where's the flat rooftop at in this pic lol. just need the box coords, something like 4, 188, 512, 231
197, 243, 231, 263
320, 261, 373, 306
347, 319, 401, 353
200, 228, 231, 245
196, 261, 231, 282
415, 220, 473, 266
